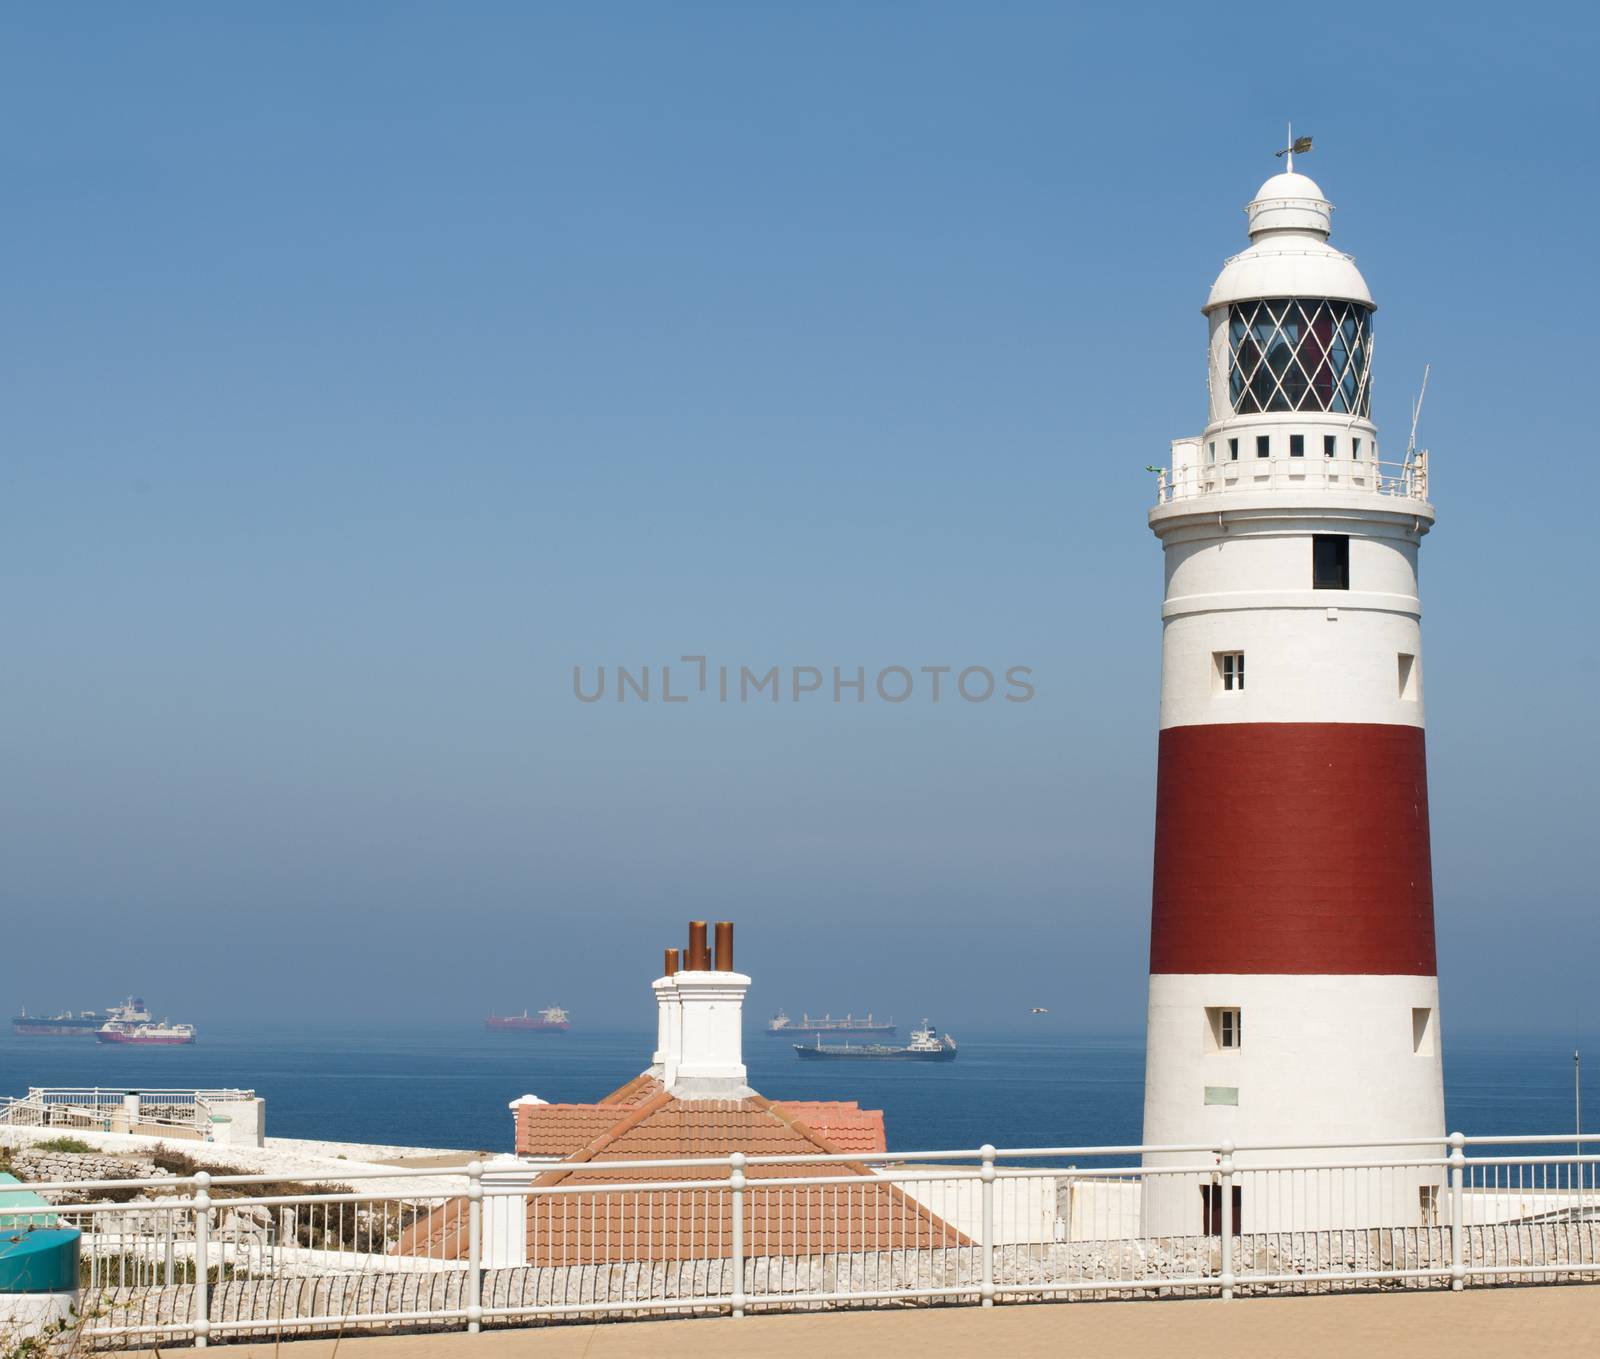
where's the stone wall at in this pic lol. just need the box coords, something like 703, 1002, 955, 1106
7, 1150, 175, 1205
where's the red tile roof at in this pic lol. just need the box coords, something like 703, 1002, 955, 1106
597, 1072, 665, 1107
521, 1092, 959, 1264
518, 1105, 636, 1158
771, 1101, 886, 1154
516, 1083, 887, 1159
403, 1076, 952, 1265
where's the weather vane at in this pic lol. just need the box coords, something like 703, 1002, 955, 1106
1274, 124, 1314, 171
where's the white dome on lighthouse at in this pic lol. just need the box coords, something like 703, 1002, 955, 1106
1254, 169, 1324, 197
1249, 170, 1330, 231
1205, 167, 1372, 312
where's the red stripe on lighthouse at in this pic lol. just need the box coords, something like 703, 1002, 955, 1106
1151, 723, 1436, 975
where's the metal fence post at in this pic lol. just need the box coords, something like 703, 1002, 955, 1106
1448, 1131, 1465, 1291
1218, 1142, 1234, 1301
729, 1152, 746, 1319
979, 1144, 996, 1308
466, 1159, 483, 1333
192, 1171, 211, 1348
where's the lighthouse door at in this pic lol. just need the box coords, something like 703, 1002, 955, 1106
1201, 1184, 1243, 1236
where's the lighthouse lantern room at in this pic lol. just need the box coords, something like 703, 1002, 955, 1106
1141, 152, 1444, 1235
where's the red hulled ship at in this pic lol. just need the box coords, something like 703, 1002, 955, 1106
485, 1005, 570, 1032
94, 997, 197, 1045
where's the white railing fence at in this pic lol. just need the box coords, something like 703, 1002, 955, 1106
0, 1088, 259, 1142
7, 1132, 1595, 1351
1155, 450, 1429, 504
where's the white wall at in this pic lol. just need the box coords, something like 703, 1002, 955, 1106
1141, 973, 1446, 1234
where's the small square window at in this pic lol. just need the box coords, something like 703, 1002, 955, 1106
1313, 534, 1350, 590
1289, 434, 1305, 457
1256, 435, 1270, 459
1399, 653, 1420, 701
1352, 437, 1363, 459
1412, 1007, 1435, 1055
1220, 1008, 1241, 1048
1324, 434, 1337, 458
1206, 1006, 1243, 1050
1215, 651, 1245, 692
1228, 437, 1239, 462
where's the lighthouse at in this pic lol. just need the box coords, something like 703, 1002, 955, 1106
1140, 153, 1444, 1234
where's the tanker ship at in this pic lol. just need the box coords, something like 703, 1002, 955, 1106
793, 1020, 957, 1063
12, 1007, 109, 1037
485, 1005, 570, 1032
766, 1010, 896, 1038
14, 996, 153, 1038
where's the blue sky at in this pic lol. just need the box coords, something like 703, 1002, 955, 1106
2, 3, 1595, 1033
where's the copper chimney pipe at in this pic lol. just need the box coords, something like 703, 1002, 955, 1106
687, 921, 710, 971
713, 921, 734, 973
663, 947, 679, 977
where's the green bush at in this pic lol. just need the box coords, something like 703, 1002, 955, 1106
31, 1137, 95, 1154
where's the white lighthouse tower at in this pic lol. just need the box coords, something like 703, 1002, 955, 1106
1141, 153, 1445, 1234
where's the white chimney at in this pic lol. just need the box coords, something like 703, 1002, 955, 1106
661, 921, 751, 1097
651, 972, 682, 1084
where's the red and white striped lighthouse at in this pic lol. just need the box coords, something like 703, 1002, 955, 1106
1141, 154, 1444, 1233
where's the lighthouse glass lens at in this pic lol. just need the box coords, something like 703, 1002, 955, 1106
1228, 299, 1372, 416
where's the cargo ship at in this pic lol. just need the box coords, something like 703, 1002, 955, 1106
766, 1010, 896, 1038
793, 1020, 957, 1062
485, 1005, 570, 1032
12, 1007, 109, 1037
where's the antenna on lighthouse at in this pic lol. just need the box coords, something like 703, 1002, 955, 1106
1405, 364, 1432, 464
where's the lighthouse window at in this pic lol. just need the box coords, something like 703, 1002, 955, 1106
1412, 1007, 1435, 1055
1352, 437, 1363, 459
1207, 441, 1216, 464
1324, 434, 1337, 458
1313, 535, 1350, 590
1256, 435, 1270, 458
1216, 652, 1245, 691
1399, 653, 1420, 701
1228, 437, 1239, 461
1290, 434, 1305, 457
1206, 1007, 1243, 1050
1228, 298, 1373, 416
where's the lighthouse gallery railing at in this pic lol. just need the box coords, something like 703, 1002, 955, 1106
10, 1130, 1598, 1349
1156, 451, 1429, 504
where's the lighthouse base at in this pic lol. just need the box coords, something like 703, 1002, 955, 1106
1140, 972, 1445, 1236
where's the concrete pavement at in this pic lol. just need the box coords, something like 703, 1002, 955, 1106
159, 1285, 1600, 1359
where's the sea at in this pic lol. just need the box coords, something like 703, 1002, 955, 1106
3, 1023, 1595, 1155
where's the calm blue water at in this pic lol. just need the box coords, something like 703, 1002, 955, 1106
1, 1024, 1593, 1154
